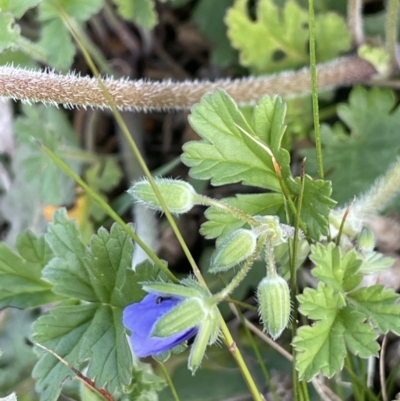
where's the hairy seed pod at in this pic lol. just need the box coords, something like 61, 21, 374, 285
128, 178, 198, 214
257, 274, 291, 340
209, 229, 257, 273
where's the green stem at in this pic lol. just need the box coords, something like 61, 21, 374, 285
39, 141, 177, 283
236, 307, 280, 401
159, 362, 181, 401
219, 319, 264, 401
386, 0, 400, 72
291, 161, 307, 401
308, 0, 323, 180
197, 195, 261, 226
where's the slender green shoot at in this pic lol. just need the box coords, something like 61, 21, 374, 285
308, 0, 323, 179
159, 362, 181, 401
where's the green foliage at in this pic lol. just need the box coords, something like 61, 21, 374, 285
14, 104, 81, 205
193, 0, 237, 67
1, 0, 42, 18
226, 0, 351, 74
0, 13, 20, 52
113, 0, 157, 29
183, 90, 288, 192
0, 231, 63, 308
201, 193, 284, 244
85, 159, 123, 221
183, 89, 335, 240
303, 86, 400, 204
293, 243, 400, 380
37, 0, 102, 70
31, 209, 160, 401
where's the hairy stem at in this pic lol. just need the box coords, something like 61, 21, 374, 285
347, 0, 364, 46
0, 56, 376, 111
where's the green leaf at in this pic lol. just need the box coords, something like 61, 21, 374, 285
14, 104, 81, 205
183, 90, 288, 192
288, 175, 336, 240
5, 0, 42, 18
33, 209, 157, 401
39, 0, 102, 22
33, 304, 133, 400
38, 19, 74, 70
0, 231, 62, 308
303, 87, 400, 204
0, 12, 20, 53
201, 193, 284, 243
193, 0, 237, 67
226, 0, 351, 74
310, 243, 362, 292
309, 243, 362, 293
348, 285, 400, 335
112, 0, 157, 29
293, 284, 379, 380
85, 159, 123, 221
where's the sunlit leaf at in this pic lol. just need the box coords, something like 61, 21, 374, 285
226, 0, 351, 74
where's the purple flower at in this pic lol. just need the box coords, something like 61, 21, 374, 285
123, 293, 198, 357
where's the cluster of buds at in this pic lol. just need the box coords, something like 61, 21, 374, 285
125, 178, 294, 371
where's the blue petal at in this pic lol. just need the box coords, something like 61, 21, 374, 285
129, 326, 198, 357
123, 293, 198, 357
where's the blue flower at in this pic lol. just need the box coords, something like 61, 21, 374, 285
123, 293, 198, 357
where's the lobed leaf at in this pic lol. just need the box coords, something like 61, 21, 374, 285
0, 231, 63, 309
309, 243, 362, 292
294, 284, 378, 380
348, 285, 400, 335
33, 209, 159, 401
183, 90, 288, 192
226, 0, 351, 74
303, 87, 400, 204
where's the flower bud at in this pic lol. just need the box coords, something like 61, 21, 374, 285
357, 227, 375, 252
257, 274, 291, 340
128, 178, 198, 214
252, 215, 287, 246
209, 229, 257, 273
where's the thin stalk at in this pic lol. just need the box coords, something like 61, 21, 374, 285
234, 124, 308, 235
197, 195, 261, 226
159, 362, 181, 401
380, 336, 388, 401
236, 307, 280, 401
219, 319, 265, 401
291, 160, 307, 401
308, 0, 323, 180
39, 141, 177, 282
59, 7, 264, 400
386, 0, 400, 71
344, 354, 380, 401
